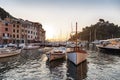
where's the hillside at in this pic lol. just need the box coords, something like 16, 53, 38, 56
69, 19, 120, 42
0, 7, 14, 20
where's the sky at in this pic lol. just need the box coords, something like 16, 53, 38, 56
0, 0, 120, 41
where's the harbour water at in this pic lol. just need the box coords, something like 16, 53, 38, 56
0, 48, 120, 80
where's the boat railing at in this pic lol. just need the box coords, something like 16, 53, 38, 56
67, 46, 86, 53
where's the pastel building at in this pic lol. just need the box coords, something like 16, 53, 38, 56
0, 17, 46, 44
0, 18, 12, 44
34, 22, 45, 43
11, 19, 22, 44
40, 28, 46, 42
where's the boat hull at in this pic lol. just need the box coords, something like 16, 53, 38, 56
47, 52, 66, 61
98, 46, 120, 53
67, 51, 87, 65
0, 49, 21, 58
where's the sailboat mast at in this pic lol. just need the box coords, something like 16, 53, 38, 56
76, 22, 78, 47
94, 29, 96, 41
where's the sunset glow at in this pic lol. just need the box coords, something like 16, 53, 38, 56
44, 24, 57, 40
0, 0, 120, 41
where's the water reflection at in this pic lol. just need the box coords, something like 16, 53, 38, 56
21, 49, 42, 60
67, 60, 88, 80
0, 54, 20, 74
46, 59, 67, 80
0, 48, 120, 80
87, 50, 120, 80
98, 49, 120, 55
46, 59, 65, 69
0, 49, 42, 78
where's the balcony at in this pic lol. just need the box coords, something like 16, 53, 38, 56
2, 36, 11, 39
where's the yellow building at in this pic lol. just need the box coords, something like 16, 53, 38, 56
11, 19, 22, 43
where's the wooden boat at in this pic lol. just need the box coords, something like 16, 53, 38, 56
46, 47, 66, 61
0, 48, 21, 58
67, 47, 87, 65
67, 22, 88, 65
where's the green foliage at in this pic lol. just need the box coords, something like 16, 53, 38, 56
0, 7, 14, 20
69, 19, 120, 42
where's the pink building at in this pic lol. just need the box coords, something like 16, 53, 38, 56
0, 18, 12, 44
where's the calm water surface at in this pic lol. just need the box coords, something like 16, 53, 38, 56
0, 48, 120, 80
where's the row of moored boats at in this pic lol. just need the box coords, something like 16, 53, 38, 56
46, 46, 88, 65
0, 43, 41, 58
46, 22, 88, 65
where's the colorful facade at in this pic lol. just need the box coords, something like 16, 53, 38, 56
0, 18, 12, 44
0, 17, 45, 44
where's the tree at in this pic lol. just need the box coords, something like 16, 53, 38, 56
99, 19, 105, 23
0, 7, 14, 20
69, 19, 120, 42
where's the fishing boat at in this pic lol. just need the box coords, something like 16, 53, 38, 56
46, 47, 66, 61
67, 22, 88, 65
0, 48, 21, 58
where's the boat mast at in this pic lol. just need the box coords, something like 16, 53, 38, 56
76, 22, 78, 47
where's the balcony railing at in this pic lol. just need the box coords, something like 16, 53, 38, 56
2, 36, 11, 39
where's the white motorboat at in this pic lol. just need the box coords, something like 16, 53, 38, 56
96, 38, 120, 52
46, 47, 66, 61
67, 22, 88, 65
23, 44, 40, 50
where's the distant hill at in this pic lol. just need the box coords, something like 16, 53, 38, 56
0, 7, 14, 20
69, 19, 120, 42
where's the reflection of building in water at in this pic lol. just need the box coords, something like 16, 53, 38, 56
67, 60, 88, 80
